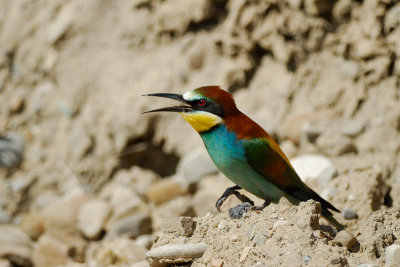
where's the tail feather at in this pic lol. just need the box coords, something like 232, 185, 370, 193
321, 209, 345, 231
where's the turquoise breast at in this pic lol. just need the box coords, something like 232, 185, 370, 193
200, 124, 286, 201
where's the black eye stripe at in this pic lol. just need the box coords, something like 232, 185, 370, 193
189, 99, 224, 117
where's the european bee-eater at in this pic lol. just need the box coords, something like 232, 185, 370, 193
143, 86, 344, 230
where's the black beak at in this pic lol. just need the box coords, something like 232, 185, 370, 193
142, 93, 193, 114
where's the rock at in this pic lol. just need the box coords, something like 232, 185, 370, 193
68, 127, 94, 160
279, 140, 297, 158
47, 3, 74, 44
332, 230, 359, 251
152, 196, 194, 229
87, 237, 146, 266
385, 244, 400, 267
160, 217, 196, 237
147, 178, 187, 204
192, 188, 220, 216
357, 264, 379, 267
252, 231, 268, 246
41, 192, 90, 232
291, 154, 334, 182
131, 261, 150, 267
20, 212, 45, 241
340, 119, 364, 137
302, 255, 312, 264
9, 95, 25, 114
135, 235, 155, 250
316, 134, 357, 156
384, 4, 400, 34
321, 187, 339, 201
77, 198, 112, 239
146, 243, 207, 265
239, 246, 252, 263
318, 166, 338, 185
176, 148, 218, 187
106, 213, 152, 239
0, 133, 25, 168
0, 225, 33, 267
333, 0, 352, 21
342, 207, 358, 220
304, 0, 333, 15
211, 258, 224, 267
282, 111, 333, 144
273, 220, 288, 229
0, 209, 11, 223
33, 231, 86, 267
113, 166, 160, 197
100, 182, 146, 225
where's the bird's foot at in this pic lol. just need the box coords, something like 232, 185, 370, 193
228, 197, 271, 219
216, 185, 254, 212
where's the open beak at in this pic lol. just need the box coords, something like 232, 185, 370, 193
142, 93, 193, 114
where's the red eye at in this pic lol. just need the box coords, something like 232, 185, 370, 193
198, 99, 206, 106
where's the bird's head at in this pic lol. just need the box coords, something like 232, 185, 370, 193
143, 86, 238, 132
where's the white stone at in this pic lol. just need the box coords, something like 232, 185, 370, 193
77, 198, 112, 239
177, 148, 218, 187
146, 243, 207, 263
291, 154, 334, 182
385, 244, 400, 267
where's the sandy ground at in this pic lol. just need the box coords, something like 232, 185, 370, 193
1, 0, 400, 266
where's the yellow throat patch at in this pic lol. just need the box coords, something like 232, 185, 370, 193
180, 111, 222, 132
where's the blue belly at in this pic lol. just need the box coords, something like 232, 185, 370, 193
200, 125, 287, 202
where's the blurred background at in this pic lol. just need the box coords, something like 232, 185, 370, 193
0, 0, 400, 266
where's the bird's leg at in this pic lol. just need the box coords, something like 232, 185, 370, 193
228, 196, 271, 219
250, 196, 271, 211
215, 185, 254, 212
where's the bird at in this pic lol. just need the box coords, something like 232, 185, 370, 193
143, 85, 344, 230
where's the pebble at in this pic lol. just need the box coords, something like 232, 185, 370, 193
20, 212, 45, 241
211, 258, 224, 267
47, 4, 74, 44
152, 196, 194, 228
9, 96, 25, 114
192, 189, 220, 216
270, 213, 278, 219
340, 119, 364, 137
89, 237, 146, 266
332, 230, 359, 251
342, 207, 358, 220
131, 261, 150, 267
321, 187, 339, 201
385, 244, 400, 267
69, 127, 94, 160
106, 213, 152, 238
177, 148, 218, 186
41, 192, 90, 232
317, 166, 338, 185
146, 243, 207, 264
100, 182, 144, 222
0, 133, 25, 168
0, 225, 33, 267
273, 220, 287, 229
77, 198, 112, 239
160, 217, 196, 237
357, 264, 379, 267
291, 154, 333, 182
147, 178, 187, 204
239, 246, 252, 263
135, 235, 155, 250
302, 255, 311, 264
0, 209, 11, 223
253, 232, 267, 245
